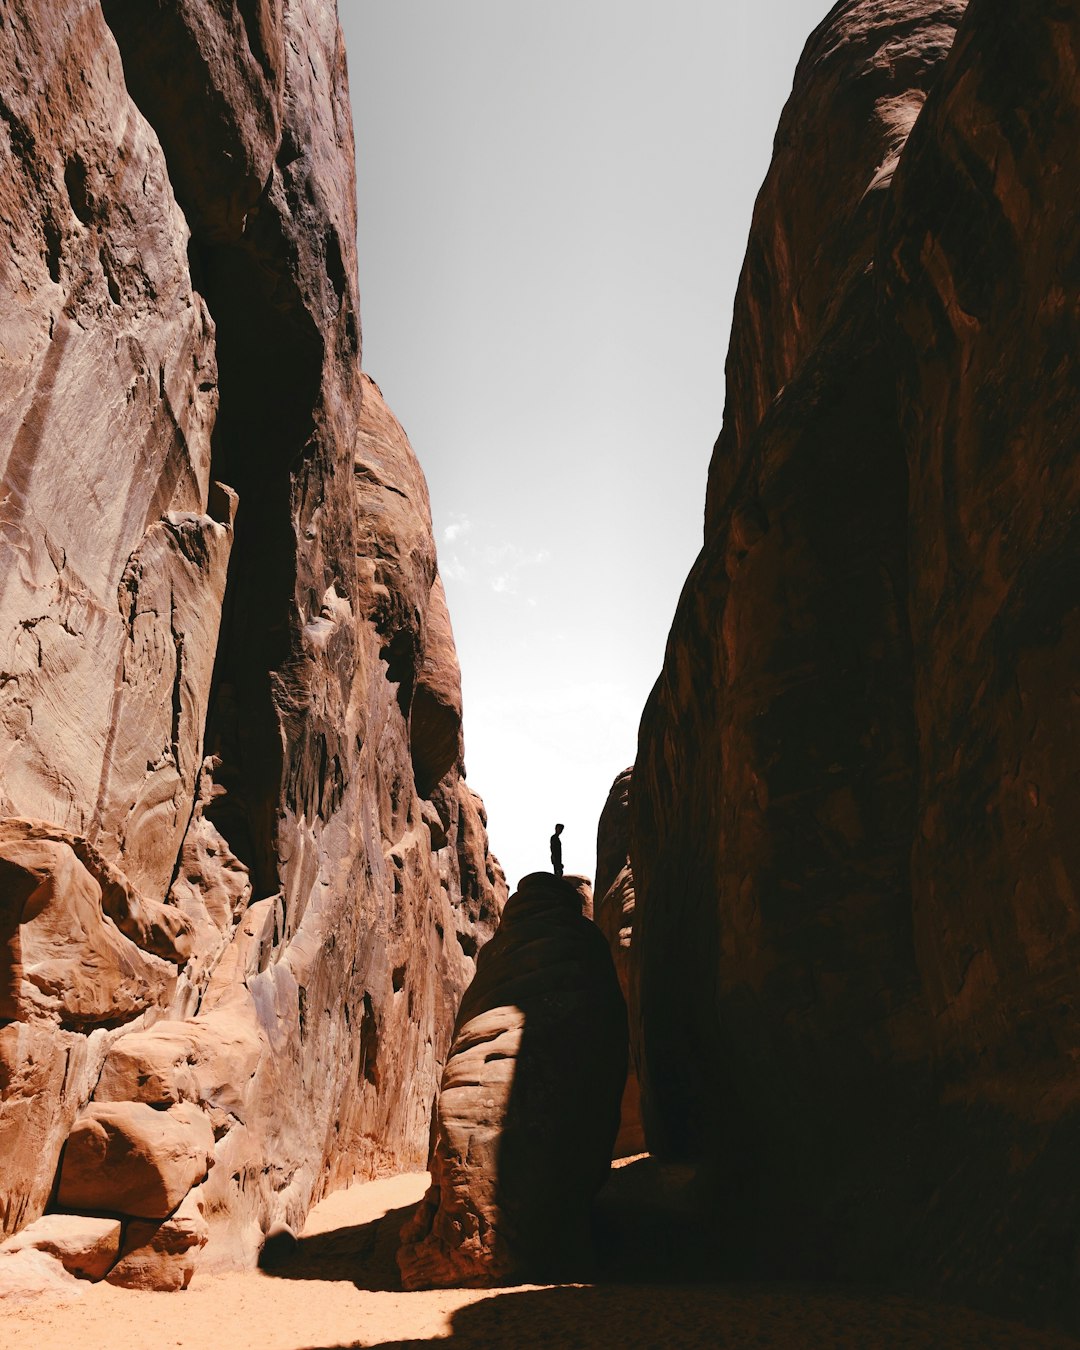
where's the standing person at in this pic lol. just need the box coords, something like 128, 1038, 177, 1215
550, 823, 564, 877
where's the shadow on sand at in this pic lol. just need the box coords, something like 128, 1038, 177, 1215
303, 1282, 1080, 1350
262, 1160, 1080, 1350
261, 1202, 416, 1293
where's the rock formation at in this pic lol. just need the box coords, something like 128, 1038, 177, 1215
629, 0, 1080, 1326
398, 873, 627, 1290
593, 768, 644, 1158
0, 0, 503, 1287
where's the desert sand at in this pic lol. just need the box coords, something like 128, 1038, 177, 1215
5, 1165, 1080, 1350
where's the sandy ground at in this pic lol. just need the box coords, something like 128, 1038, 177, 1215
5, 1168, 1080, 1350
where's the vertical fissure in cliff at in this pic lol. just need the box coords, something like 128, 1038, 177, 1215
99, 11, 325, 903
192, 230, 323, 900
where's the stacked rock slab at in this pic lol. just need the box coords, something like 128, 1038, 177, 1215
0, 1215, 121, 1282
631, 0, 1080, 1326
0, 0, 504, 1284
398, 873, 628, 1290
593, 768, 644, 1158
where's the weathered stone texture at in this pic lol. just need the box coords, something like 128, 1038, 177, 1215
99, 0, 286, 244
0, 822, 181, 1028
631, 0, 1080, 1326
399, 873, 627, 1290
0, 0, 225, 899
706, 0, 966, 526
0, 0, 503, 1281
882, 0, 1080, 1078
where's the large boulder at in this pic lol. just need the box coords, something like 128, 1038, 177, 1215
93, 1012, 262, 1120
57, 1101, 215, 1219
398, 873, 627, 1289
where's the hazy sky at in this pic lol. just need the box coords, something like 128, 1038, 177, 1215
342, 1, 828, 890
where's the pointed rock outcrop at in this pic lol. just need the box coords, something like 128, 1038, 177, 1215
398, 872, 627, 1289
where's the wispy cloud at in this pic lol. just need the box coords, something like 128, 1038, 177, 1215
441, 553, 468, 582
438, 518, 549, 597
443, 515, 471, 544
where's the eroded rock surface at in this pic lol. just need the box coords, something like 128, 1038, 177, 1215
630, 0, 1080, 1326
0, 821, 183, 1028
399, 873, 627, 1290
0, 0, 503, 1281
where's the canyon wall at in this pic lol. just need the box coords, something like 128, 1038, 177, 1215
0, 0, 504, 1280
631, 0, 1080, 1324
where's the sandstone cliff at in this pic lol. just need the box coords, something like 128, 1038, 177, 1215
0, 0, 504, 1283
631, 0, 1080, 1324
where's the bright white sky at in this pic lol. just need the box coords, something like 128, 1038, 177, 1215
341, 1, 828, 889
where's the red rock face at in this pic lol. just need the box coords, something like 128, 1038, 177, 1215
631, 0, 1080, 1325
0, 0, 504, 1280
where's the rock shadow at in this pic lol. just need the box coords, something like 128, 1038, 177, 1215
260, 1201, 414, 1292
303, 1282, 1080, 1350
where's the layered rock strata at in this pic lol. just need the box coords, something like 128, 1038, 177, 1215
0, 0, 503, 1285
594, 768, 644, 1158
630, 0, 1080, 1324
398, 873, 627, 1290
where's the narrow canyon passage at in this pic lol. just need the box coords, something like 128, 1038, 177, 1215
4, 0, 1080, 1341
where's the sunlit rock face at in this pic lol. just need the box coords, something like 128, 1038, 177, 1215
594, 768, 644, 1158
631, 0, 1080, 1325
398, 872, 627, 1290
0, 0, 504, 1281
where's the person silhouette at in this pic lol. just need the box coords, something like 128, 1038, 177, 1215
550, 823, 564, 877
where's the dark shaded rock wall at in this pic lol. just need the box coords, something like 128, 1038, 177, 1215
594, 767, 644, 1157
0, 0, 504, 1277
631, 0, 1080, 1324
